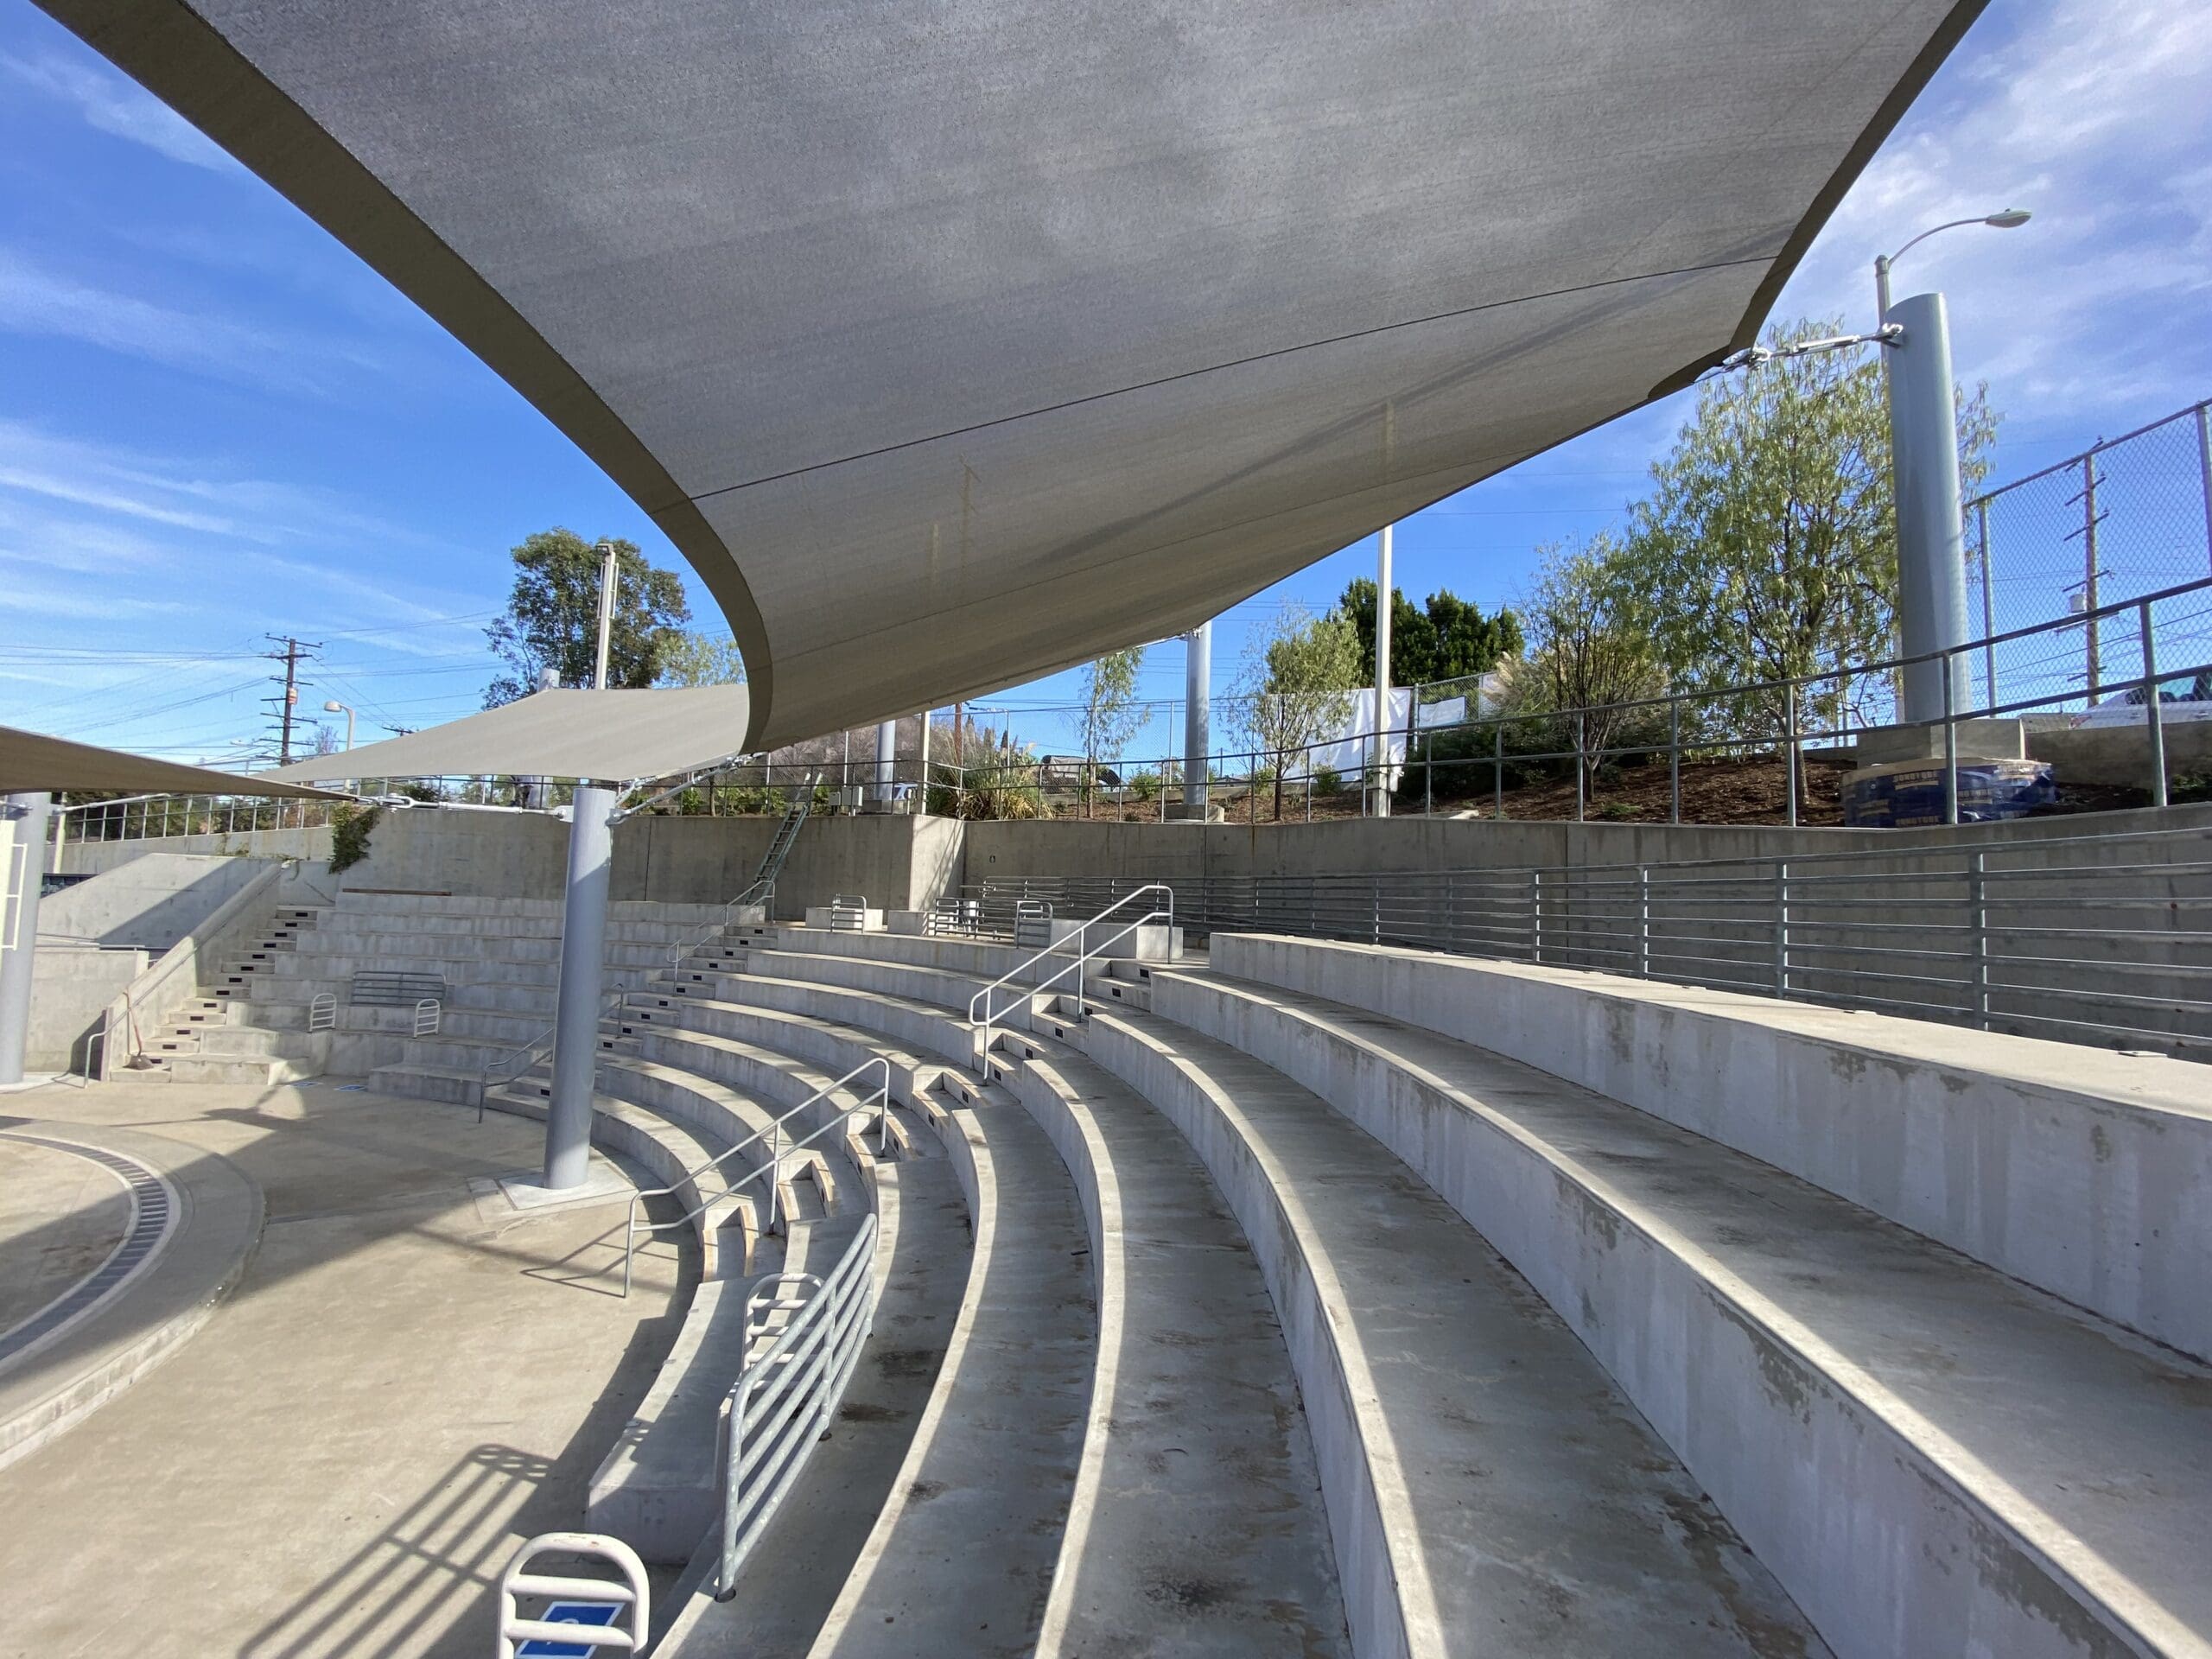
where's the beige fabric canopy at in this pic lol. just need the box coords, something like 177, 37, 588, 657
0, 725, 348, 798
44, 0, 1984, 748
265, 684, 752, 785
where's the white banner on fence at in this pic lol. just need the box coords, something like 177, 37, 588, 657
1306, 689, 1415, 778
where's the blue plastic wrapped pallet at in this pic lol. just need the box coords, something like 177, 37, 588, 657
1840, 759, 2056, 827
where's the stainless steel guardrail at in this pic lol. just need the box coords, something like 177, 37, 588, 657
715, 1214, 878, 1599
960, 823, 2212, 1058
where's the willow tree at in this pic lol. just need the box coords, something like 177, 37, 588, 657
1609, 315, 1997, 741
1075, 645, 1146, 817
1232, 605, 1363, 820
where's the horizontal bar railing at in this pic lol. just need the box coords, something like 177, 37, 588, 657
715, 1213, 878, 1597
966, 885, 1173, 1068
967, 825, 2210, 1059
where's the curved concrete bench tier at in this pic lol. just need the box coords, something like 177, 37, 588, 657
646, 964, 1356, 1651
1160, 951, 2212, 1659
1067, 1002, 1817, 1657
1211, 936, 2211, 1363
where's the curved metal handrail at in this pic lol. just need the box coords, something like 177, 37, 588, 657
621, 1054, 891, 1296
966, 884, 1173, 1066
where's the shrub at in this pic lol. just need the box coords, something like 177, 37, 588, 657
1128, 772, 1161, 803
328, 803, 380, 874
1313, 766, 1344, 798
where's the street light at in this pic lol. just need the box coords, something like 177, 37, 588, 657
1877, 209, 2031, 730
1875, 208, 2031, 319
321, 699, 356, 751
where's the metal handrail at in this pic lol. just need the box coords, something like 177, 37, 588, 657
715, 1213, 878, 1597
496, 1531, 650, 1656
668, 876, 777, 971
477, 987, 625, 1122
967, 885, 1173, 1069
621, 1055, 891, 1296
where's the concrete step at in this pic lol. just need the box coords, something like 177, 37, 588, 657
479, 1082, 761, 1285
1154, 954, 2212, 1658
622, 989, 963, 1117
1067, 1001, 1819, 1657
330, 893, 727, 925
293, 933, 676, 969
963, 1028, 1351, 1650
792, 1083, 1095, 1655
366, 1062, 480, 1107
652, 1132, 969, 1656
159, 1052, 322, 1087
307, 913, 715, 944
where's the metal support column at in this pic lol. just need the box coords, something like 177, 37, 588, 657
1184, 620, 1211, 814
1372, 524, 1393, 817
544, 783, 614, 1189
872, 719, 898, 806
1976, 500, 1997, 709
1886, 292, 1972, 722
2082, 455, 2103, 702
2141, 600, 2168, 808
0, 793, 51, 1084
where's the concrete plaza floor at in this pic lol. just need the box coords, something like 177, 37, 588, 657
0, 1077, 689, 1658
0, 1136, 130, 1334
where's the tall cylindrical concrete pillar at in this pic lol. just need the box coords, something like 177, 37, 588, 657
1887, 291, 1972, 723
543, 783, 614, 1189
1183, 621, 1211, 811
873, 719, 898, 805
0, 793, 53, 1085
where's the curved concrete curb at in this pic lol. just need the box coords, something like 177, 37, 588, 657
0, 1118, 261, 1472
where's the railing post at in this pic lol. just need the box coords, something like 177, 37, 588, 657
767, 1118, 783, 1234
2141, 598, 2168, 808
2083, 454, 2102, 702
1493, 723, 1504, 821
1370, 876, 1380, 946
1977, 499, 1998, 709
1669, 699, 1681, 824
1574, 711, 1586, 823
1772, 861, 1789, 998
1530, 869, 1542, 963
1941, 658, 1959, 827
1968, 849, 1991, 1030
1783, 683, 1798, 829
1637, 865, 1650, 980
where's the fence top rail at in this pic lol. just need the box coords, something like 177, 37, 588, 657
1964, 396, 2212, 505
1047, 821, 2208, 893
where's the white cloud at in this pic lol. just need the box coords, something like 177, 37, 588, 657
0, 251, 393, 397
1772, 0, 2212, 428
2, 53, 234, 173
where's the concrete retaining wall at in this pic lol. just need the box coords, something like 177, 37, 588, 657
25, 945, 146, 1070
1212, 934, 2212, 1365
38, 855, 273, 950
56, 826, 328, 874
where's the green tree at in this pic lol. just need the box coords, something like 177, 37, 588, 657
1510, 537, 1669, 798
484, 529, 691, 706
657, 631, 747, 687
1338, 578, 1522, 685
1074, 645, 1146, 817
1609, 315, 1998, 739
1231, 605, 1363, 821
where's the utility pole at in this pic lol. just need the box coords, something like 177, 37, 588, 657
261, 636, 321, 766
592, 539, 620, 690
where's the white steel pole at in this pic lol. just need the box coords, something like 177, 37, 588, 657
1373, 524, 1394, 817
592, 540, 620, 690
1184, 620, 1211, 814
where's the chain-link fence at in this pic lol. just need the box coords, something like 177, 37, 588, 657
1968, 399, 2212, 713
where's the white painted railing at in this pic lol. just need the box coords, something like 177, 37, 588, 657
495, 1531, 651, 1656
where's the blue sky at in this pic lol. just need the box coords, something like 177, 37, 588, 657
3, 0, 2208, 766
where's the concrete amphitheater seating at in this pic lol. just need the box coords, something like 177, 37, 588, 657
245, 890, 2206, 1657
